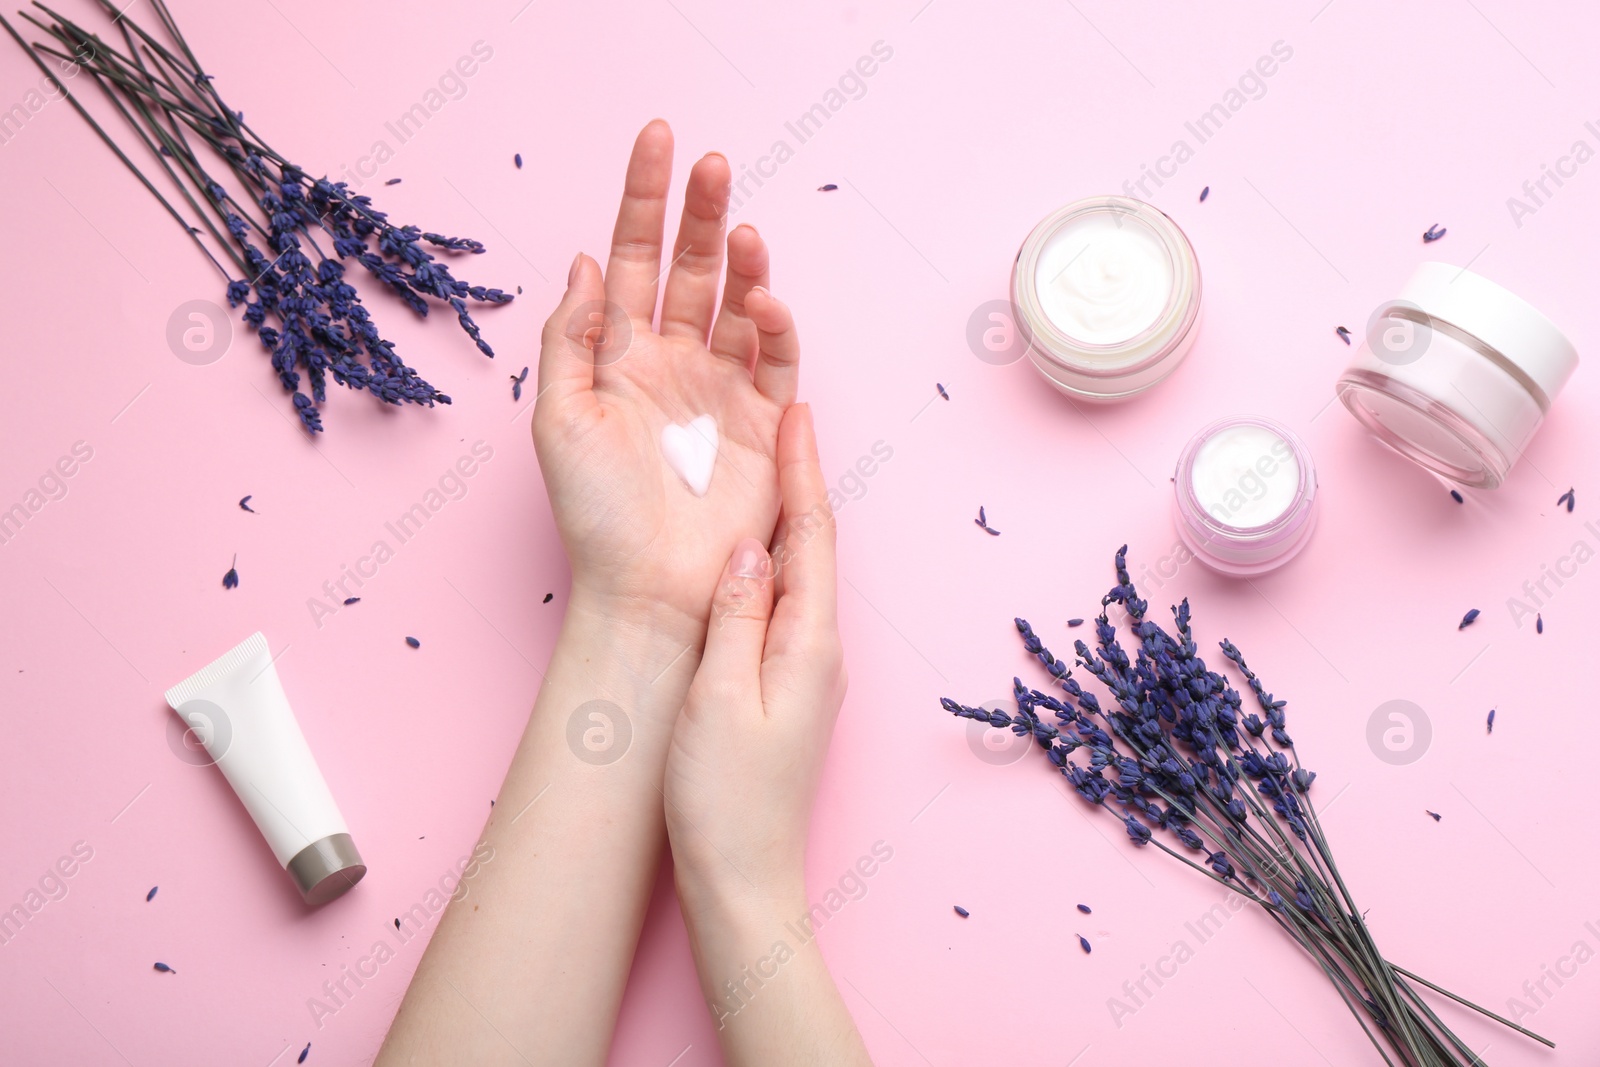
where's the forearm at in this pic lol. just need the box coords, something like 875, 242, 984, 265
681, 885, 873, 1067
376, 594, 702, 1067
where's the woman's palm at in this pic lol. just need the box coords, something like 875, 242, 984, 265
533, 122, 802, 633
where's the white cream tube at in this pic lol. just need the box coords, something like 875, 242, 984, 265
164, 632, 365, 905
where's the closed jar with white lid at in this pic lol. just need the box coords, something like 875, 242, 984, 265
1335, 262, 1578, 488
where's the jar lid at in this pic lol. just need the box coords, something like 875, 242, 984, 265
1398, 262, 1578, 406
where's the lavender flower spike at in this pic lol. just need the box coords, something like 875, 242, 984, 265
932, 548, 1554, 1062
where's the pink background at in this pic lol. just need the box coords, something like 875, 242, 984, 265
2, 0, 1598, 1063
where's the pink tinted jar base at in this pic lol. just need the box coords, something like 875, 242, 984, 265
1175, 507, 1319, 577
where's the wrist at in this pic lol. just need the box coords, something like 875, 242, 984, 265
679, 882, 808, 964
677, 874, 819, 1023
566, 581, 707, 653
675, 864, 806, 937
549, 589, 705, 725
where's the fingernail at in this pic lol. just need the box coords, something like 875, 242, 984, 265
731, 537, 768, 579
735, 222, 759, 238
749, 285, 769, 300
568, 252, 582, 287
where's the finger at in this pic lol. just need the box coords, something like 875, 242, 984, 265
707, 223, 770, 366
659, 153, 732, 342
768, 404, 835, 626
697, 537, 776, 695
747, 287, 802, 407
535, 252, 606, 402
604, 119, 674, 322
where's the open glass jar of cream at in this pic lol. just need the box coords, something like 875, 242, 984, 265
1335, 262, 1578, 489
1011, 196, 1202, 402
1173, 416, 1319, 576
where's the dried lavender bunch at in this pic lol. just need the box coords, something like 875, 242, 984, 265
941, 547, 1552, 1065
3, 0, 513, 433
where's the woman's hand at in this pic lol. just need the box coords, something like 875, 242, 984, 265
663, 404, 870, 1064
533, 119, 801, 648
379, 122, 810, 1067
664, 403, 845, 912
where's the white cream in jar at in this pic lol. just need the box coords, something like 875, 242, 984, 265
1190, 423, 1301, 528
1011, 196, 1202, 402
1172, 416, 1319, 576
1034, 212, 1173, 346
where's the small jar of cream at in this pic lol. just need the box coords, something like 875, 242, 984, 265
1172, 416, 1319, 576
1011, 196, 1202, 402
1335, 262, 1578, 488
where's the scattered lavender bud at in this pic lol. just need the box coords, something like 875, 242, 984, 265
517, 286, 523, 294
542, 593, 554, 604
1558, 488, 1575, 512
146, 886, 158, 902
818, 183, 838, 191
1458, 608, 1480, 630
1199, 185, 1209, 202
1423, 224, 1447, 243
405, 636, 421, 649
385, 178, 402, 186
514, 153, 523, 169
975, 506, 1000, 535
1536, 614, 1543, 634
394, 918, 401, 929
238, 495, 255, 512
1078, 935, 1092, 954
1076, 903, 1092, 914
1426, 810, 1442, 821
1449, 489, 1463, 503
511, 365, 530, 402
299, 1043, 311, 1064
976, 506, 986, 527
1067, 618, 1085, 628
1487, 708, 1496, 733
936, 383, 949, 400
343, 597, 360, 606
153, 962, 175, 973
1336, 326, 1352, 345
222, 554, 239, 590
953, 905, 969, 918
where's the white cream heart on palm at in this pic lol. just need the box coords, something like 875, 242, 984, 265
661, 414, 718, 497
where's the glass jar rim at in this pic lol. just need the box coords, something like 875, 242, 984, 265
1014, 196, 1201, 380
1173, 415, 1317, 540
1335, 368, 1512, 489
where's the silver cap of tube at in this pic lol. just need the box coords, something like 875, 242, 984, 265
287, 833, 366, 905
